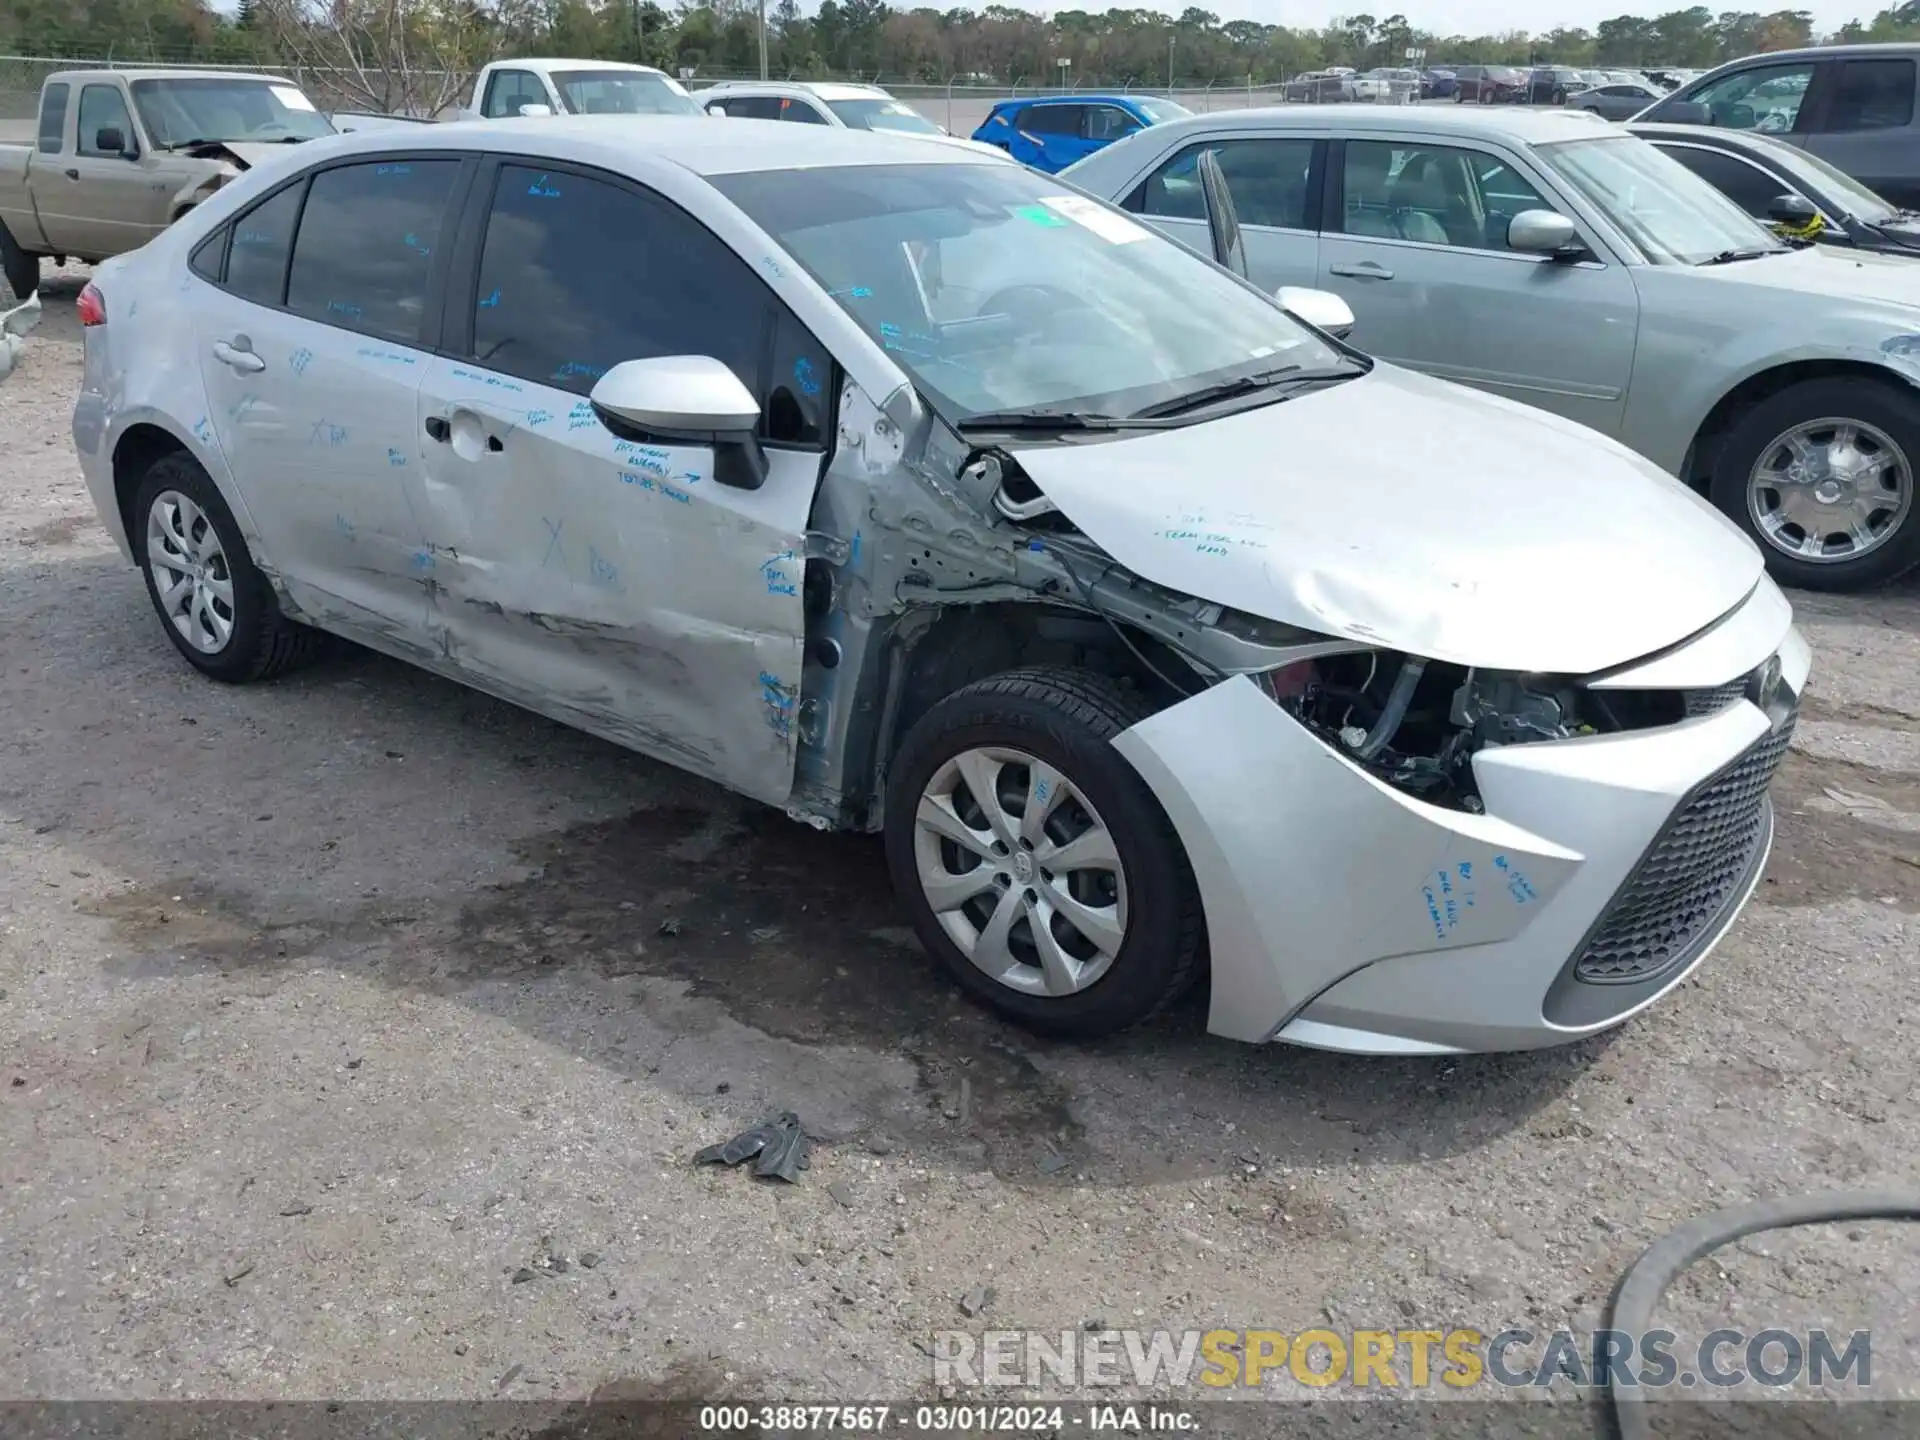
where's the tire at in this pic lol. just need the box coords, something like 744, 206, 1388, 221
132, 449, 327, 681
0, 223, 37, 302
884, 666, 1204, 1039
1709, 376, 1920, 592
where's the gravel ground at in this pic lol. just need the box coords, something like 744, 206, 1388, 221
1, 266, 1917, 1422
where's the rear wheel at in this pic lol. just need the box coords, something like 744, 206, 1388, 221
0, 224, 37, 302
132, 450, 327, 681
1709, 376, 1920, 591
884, 667, 1204, 1039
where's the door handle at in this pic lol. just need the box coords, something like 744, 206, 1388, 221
64, 168, 79, 180
1329, 261, 1394, 280
211, 339, 265, 373
424, 416, 450, 443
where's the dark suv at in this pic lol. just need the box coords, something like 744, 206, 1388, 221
1453, 65, 1525, 103
1640, 42, 1920, 208
1528, 67, 1588, 105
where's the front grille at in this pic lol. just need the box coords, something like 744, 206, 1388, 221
1685, 674, 1752, 717
1572, 712, 1795, 984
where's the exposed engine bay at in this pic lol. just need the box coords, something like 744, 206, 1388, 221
1254, 651, 1689, 812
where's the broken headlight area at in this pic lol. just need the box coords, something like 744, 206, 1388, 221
1253, 651, 1694, 812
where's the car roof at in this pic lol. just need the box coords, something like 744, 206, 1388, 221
1135, 103, 1614, 146
53, 67, 292, 85
1628, 121, 1809, 160
701, 81, 891, 100
307, 114, 993, 176
1006, 93, 1145, 106
499, 58, 673, 74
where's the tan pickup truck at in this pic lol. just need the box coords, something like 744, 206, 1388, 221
0, 68, 334, 299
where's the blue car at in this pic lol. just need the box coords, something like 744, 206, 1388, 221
970, 94, 1191, 173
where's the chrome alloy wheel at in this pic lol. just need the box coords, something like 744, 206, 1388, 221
912, 746, 1128, 998
1748, 415, 1913, 565
146, 490, 235, 654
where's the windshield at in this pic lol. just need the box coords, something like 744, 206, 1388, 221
552, 71, 703, 116
130, 78, 335, 146
1779, 144, 1898, 223
826, 98, 942, 134
1540, 134, 1784, 265
1134, 98, 1191, 123
711, 162, 1349, 424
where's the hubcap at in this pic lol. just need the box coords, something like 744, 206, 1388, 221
1747, 415, 1912, 565
912, 746, 1128, 998
146, 490, 235, 654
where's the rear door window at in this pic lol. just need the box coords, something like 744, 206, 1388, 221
224, 181, 307, 306
1825, 58, 1916, 132
1022, 104, 1084, 136
1130, 137, 1318, 231
778, 96, 831, 125
716, 95, 781, 120
38, 83, 68, 154
285, 159, 461, 343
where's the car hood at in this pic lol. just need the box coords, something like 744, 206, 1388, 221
1009, 364, 1765, 676
1688, 240, 1920, 306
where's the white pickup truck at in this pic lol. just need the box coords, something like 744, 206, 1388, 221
0, 67, 332, 300
458, 58, 713, 121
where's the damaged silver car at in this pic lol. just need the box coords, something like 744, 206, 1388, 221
74, 119, 1810, 1054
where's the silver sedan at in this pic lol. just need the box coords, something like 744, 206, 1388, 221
1063, 104, 1920, 590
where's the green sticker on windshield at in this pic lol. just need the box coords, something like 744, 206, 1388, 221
1012, 204, 1069, 227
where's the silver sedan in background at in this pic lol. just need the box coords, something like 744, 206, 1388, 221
1063, 104, 1920, 590
1569, 78, 1667, 120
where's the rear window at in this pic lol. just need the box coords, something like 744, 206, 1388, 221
38, 83, 67, 154
285, 159, 459, 343
1827, 58, 1915, 132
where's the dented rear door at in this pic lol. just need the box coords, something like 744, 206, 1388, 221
411, 155, 833, 806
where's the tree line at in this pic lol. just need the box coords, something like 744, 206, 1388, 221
7, 0, 1920, 90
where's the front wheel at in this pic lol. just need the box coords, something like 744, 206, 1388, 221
1709, 376, 1920, 591
133, 450, 327, 680
884, 667, 1204, 1039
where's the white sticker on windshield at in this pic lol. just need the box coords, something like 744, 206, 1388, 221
270, 85, 317, 112
1038, 193, 1151, 244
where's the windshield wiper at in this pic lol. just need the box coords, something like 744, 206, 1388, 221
1699, 246, 1781, 265
1130, 362, 1363, 420
954, 409, 1173, 434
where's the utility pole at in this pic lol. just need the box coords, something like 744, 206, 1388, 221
759, 0, 769, 79
1167, 36, 1174, 96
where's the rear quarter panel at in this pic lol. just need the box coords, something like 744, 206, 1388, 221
0, 145, 48, 250
74, 246, 266, 567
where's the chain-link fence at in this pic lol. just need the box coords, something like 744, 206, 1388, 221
1, 52, 1429, 144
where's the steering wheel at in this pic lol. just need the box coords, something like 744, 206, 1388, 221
979, 284, 1094, 336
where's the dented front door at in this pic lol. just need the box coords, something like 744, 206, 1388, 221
407, 157, 832, 807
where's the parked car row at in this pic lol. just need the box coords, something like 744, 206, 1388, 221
1062, 102, 1920, 592
71, 113, 1812, 1059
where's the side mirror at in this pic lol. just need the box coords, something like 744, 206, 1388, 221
1768, 193, 1818, 224
1276, 286, 1355, 340
517, 102, 554, 118
589, 356, 768, 490
1658, 99, 1710, 126
96, 126, 131, 156
1508, 208, 1583, 258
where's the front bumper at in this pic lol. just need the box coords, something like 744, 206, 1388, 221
1111, 627, 1809, 1054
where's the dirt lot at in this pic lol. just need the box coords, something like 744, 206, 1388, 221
1, 267, 1917, 1419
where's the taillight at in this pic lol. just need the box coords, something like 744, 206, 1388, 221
77, 282, 107, 327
